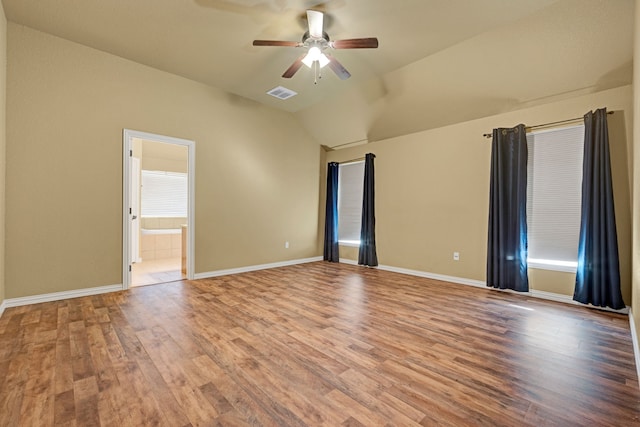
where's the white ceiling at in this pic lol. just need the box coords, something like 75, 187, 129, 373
2, 0, 634, 147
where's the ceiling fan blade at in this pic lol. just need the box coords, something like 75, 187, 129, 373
282, 55, 306, 78
332, 38, 379, 49
327, 55, 351, 80
253, 40, 302, 47
307, 10, 324, 38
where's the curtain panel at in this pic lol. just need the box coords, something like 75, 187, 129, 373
487, 124, 529, 292
323, 162, 340, 262
573, 108, 624, 309
358, 153, 378, 267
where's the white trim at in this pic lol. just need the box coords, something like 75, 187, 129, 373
527, 260, 577, 273
122, 129, 196, 289
340, 159, 365, 167
194, 257, 323, 280
529, 289, 629, 314
0, 257, 322, 312
629, 309, 640, 388
2, 284, 122, 309
377, 264, 486, 288
528, 289, 575, 304
340, 260, 629, 313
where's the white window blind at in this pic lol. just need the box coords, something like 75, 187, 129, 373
141, 170, 188, 217
338, 161, 365, 245
526, 124, 584, 271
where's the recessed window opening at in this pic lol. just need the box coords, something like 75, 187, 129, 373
338, 161, 365, 247
526, 124, 584, 272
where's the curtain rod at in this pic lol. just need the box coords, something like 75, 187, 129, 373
482, 111, 614, 138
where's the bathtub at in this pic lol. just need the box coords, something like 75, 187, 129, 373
140, 228, 182, 261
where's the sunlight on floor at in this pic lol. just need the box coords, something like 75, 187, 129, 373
131, 257, 185, 287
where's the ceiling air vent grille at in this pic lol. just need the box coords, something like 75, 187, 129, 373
267, 86, 298, 100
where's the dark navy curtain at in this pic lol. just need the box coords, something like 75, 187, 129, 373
323, 162, 339, 262
487, 124, 529, 292
573, 108, 624, 309
358, 153, 378, 267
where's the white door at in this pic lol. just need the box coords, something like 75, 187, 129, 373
130, 157, 141, 263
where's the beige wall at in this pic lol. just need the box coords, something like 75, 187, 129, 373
5, 24, 321, 299
140, 139, 188, 173
633, 0, 640, 349
0, 4, 6, 306
326, 85, 633, 303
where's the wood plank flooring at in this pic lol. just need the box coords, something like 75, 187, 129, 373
0, 261, 639, 426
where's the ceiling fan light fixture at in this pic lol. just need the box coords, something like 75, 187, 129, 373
302, 46, 329, 68
252, 10, 378, 81
317, 53, 330, 68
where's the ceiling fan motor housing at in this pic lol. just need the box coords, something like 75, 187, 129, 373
302, 31, 330, 49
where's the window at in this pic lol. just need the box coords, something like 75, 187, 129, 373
338, 161, 365, 246
141, 170, 188, 217
526, 125, 584, 272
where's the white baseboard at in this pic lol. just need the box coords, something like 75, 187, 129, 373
528, 290, 629, 314
629, 309, 640, 387
0, 258, 631, 322
528, 289, 574, 304
340, 260, 486, 289
0, 257, 323, 315
377, 263, 486, 288
339, 259, 629, 314
2, 284, 123, 310
194, 256, 323, 280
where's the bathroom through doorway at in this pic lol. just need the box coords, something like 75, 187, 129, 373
122, 130, 195, 289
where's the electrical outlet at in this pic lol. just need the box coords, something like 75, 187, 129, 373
453, 252, 460, 261
285, 241, 289, 249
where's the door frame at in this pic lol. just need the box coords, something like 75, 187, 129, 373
122, 129, 196, 290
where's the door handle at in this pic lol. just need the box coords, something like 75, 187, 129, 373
132, 215, 137, 220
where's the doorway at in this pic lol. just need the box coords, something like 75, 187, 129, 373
122, 129, 195, 289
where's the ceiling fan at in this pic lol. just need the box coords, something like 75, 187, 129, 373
253, 10, 378, 82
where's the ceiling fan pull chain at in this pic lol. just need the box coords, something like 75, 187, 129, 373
314, 61, 318, 85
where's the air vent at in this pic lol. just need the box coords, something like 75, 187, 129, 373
267, 86, 298, 100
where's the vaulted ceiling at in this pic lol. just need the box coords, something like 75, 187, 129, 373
2, 0, 634, 148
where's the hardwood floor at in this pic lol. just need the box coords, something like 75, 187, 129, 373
0, 261, 639, 426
